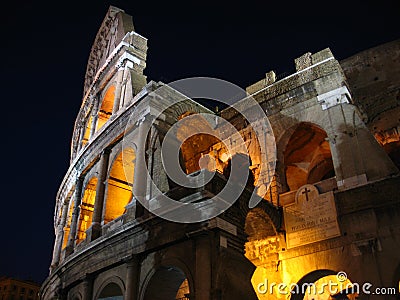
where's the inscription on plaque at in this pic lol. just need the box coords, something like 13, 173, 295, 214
284, 184, 340, 248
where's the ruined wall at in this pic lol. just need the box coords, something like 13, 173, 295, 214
340, 39, 400, 124
341, 40, 400, 168
241, 46, 400, 300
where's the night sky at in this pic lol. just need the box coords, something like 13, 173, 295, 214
1, 0, 399, 285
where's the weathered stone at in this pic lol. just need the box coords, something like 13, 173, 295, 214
41, 6, 400, 300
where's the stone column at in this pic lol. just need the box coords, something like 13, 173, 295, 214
112, 68, 124, 114
89, 96, 99, 139
78, 120, 86, 151
50, 201, 69, 271
82, 275, 94, 300
89, 148, 111, 240
65, 177, 84, 256
121, 66, 131, 108
56, 285, 67, 300
124, 257, 140, 300
132, 119, 149, 218
195, 234, 212, 300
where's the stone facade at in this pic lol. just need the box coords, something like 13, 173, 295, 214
41, 6, 400, 300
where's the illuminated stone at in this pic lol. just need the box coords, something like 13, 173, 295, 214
41, 6, 400, 300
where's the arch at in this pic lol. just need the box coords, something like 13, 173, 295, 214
69, 291, 82, 300
292, 269, 357, 300
245, 207, 277, 241
181, 133, 221, 174
375, 122, 400, 171
370, 107, 400, 171
95, 277, 125, 300
98, 283, 123, 300
96, 85, 116, 131
157, 99, 214, 127
142, 266, 190, 300
104, 147, 135, 223
383, 141, 400, 170
282, 122, 334, 191
76, 177, 98, 244
177, 113, 221, 175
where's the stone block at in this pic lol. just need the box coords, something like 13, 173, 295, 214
295, 52, 312, 71
246, 70, 276, 95
311, 48, 334, 64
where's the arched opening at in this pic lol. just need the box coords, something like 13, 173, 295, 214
70, 292, 82, 300
180, 133, 221, 174
177, 113, 221, 175
76, 177, 97, 244
81, 115, 93, 147
244, 205, 282, 269
104, 147, 135, 223
143, 266, 190, 300
284, 123, 334, 191
96, 85, 116, 131
98, 282, 123, 300
245, 207, 277, 242
371, 108, 400, 171
382, 141, 400, 170
292, 270, 357, 300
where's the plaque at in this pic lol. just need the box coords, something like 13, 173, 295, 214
284, 184, 340, 248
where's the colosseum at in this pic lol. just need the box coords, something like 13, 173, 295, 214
40, 6, 400, 300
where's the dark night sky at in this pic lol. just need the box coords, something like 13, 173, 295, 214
0, 0, 399, 285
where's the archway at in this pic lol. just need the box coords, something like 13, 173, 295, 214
104, 147, 135, 223
381, 141, 400, 170
245, 207, 277, 242
283, 123, 334, 191
371, 107, 400, 171
69, 291, 82, 300
177, 113, 221, 175
143, 266, 190, 300
292, 270, 357, 300
76, 177, 97, 244
98, 282, 123, 300
96, 85, 116, 131
180, 133, 221, 174
244, 206, 280, 267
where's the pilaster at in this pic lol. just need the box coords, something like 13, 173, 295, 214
124, 257, 140, 300
87, 148, 111, 241
65, 177, 84, 256
50, 201, 69, 271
